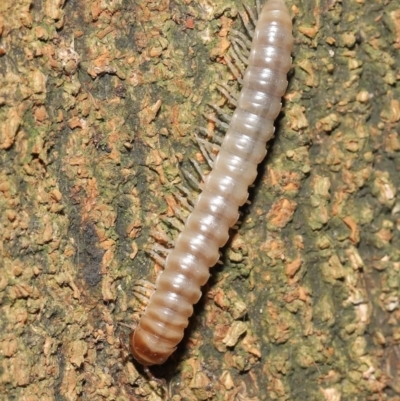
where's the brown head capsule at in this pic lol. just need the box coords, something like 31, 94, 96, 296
130, 0, 293, 366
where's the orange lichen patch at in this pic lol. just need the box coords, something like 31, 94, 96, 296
297, 59, 318, 87
241, 332, 262, 358
380, 99, 400, 123
8, 283, 40, 300
212, 37, 231, 61
93, 50, 112, 68
34, 106, 48, 122
106, 130, 121, 163
267, 168, 302, 194
37, 214, 54, 244
345, 246, 364, 270
298, 25, 319, 39
220, 370, 235, 390
298, 286, 310, 302
327, 254, 345, 281
390, 9, 400, 49
194, 151, 206, 164
260, 238, 285, 264
30, 69, 47, 93
316, 113, 340, 133
331, 189, 347, 216
213, 324, 231, 352
222, 321, 247, 347
130, 241, 139, 260
146, 149, 167, 183
67, 340, 88, 368
184, 15, 195, 30
267, 198, 297, 229
90, 1, 102, 20
175, 78, 195, 99
68, 117, 83, 130
266, 306, 291, 344
138, 98, 162, 126
44, 0, 64, 21
188, 358, 211, 392
97, 25, 115, 40
0, 336, 18, 357
325, 145, 344, 169
101, 244, 115, 275
287, 104, 309, 131
81, 177, 100, 218
294, 235, 305, 250
164, 193, 179, 217
219, 16, 233, 38
285, 257, 302, 278
372, 173, 396, 207
376, 226, 393, 244
284, 286, 310, 304
102, 274, 116, 302
282, 172, 300, 192
0, 103, 27, 149
343, 216, 360, 244
212, 287, 230, 310
385, 132, 400, 153
0, 14, 4, 36
169, 104, 189, 138
67, 155, 85, 166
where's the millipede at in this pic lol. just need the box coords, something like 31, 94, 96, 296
129, 0, 294, 366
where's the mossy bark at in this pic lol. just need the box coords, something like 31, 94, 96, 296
1, 0, 399, 400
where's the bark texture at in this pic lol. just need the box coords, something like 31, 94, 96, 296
0, 0, 400, 400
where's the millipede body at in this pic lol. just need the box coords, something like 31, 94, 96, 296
130, 0, 293, 365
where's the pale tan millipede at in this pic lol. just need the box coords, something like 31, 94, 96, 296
129, 0, 294, 365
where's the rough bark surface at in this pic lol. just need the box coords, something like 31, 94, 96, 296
1, 0, 399, 400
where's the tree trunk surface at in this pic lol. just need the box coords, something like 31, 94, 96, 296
1, 0, 400, 400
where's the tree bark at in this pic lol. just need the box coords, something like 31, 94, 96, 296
1, 0, 399, 400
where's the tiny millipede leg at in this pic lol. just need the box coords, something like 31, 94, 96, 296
230, 28, 252, 50
133, 279, 157, 307
256, 0, 261, 17
216, 83, 238, 107
203, 113, 230, 131
172, 204, 189, 226
227, 48, 246, 77
190, 157, 207, 183
208, 103, 232, 123
119, 331, 130, 357
239, 9, 254, 37
143, 367, 167, 390
243, 3, 257, 29
197, 126, 224, 144
232, 36, 250, 58
176, 184, 196, 206
151, 242, 171, 257
181, 166, 202, 190
147, 249, 167, 267
163, 215, 185, 232
195, 135, 215, 167
198, 135, 220, 157
150, 226, 174, 246
231, 39, 249, 66
173, 191, 194, 212
122, 329, 168, 395
224, 55, 243, 84
120, 331, 167, 399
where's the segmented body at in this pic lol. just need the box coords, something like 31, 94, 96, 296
130, 0, 293, 365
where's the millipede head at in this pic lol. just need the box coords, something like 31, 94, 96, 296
129, 327, 175, 366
